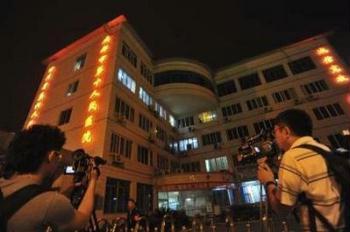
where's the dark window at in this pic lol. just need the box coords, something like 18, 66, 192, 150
74, 54, 87, 71
177, 116, 194, 128
181, 161, 200, 172
137, 145, 149, 165
154, 70, 214, 92
288, 56, 316, 75
301, 79, 329, 95
139, 114, 153, 132
202, 132, 222, 146
66, 81, 79, 96
263, 65, 288, 83
156, 126, 167, 142
58, 108, 72, 125
217, 80, 237, 97
312, 103, 345, 120
140, 62, 153, 85
104, 177, 130, 213
110, 133, 132, 159
222, 103, 242, 117
253, 119, 273, 134
226, 126, 249, 140
137, 183, 153, 214
238, 73, 261, 90
115, 97, 135, 122
246, 96, 269, 111
272, 88, 296, 103
121, 42, 138, 68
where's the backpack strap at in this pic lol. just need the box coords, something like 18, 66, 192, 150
0, 184, 50, 231
295, 144, 337, 232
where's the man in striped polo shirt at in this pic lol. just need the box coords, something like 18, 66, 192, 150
257, 109, 345, 231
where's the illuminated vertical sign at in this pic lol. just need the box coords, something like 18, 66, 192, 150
315, 47, 350, 84
81, 35, 112, 144
26, 66, 56, 128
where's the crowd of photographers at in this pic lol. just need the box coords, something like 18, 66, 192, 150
0, 109, 348, 231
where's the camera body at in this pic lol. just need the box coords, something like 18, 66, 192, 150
237, 129, 280, 166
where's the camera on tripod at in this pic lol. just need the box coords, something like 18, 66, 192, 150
237, 129, 280, 166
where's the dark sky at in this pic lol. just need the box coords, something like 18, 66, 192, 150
1, 0, 349, 132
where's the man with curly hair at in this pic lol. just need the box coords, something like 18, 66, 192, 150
0, 125, 99, 231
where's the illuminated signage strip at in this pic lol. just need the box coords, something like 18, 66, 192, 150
81, 35, 112, 144
26, 66, 56, 128
315, 47, 350, 84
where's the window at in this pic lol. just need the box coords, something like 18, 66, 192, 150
226, 126, 249, 140
104, 177, 130, 213
246, 96, 269, 111
198, 111, 217, 123
169, 115, 176, 127
110, 133, 132, 159
301, 79, 329, 95
178, 137, 199, 151
205, 156, 228, 172
181, 161, 200, 172
140, 62, 153, 85
238, 73, 261, 90
327, 133, 348, 148
74, 54, 86, 71
137, 145, 150, 165
155, 102, 167, 120
288, 56, 316, 75
313, 103, 344, 120
253, 119, 273, 134
58, 108, 72, 125
115, 97, 135, 122
272, 88, 296, 103
139, 114, 153, 132
177, 116, 194, 128
202, 132, 222, 146
139, 87, 153, 106
157, 154, 169, 170
117, 68, 136, 93
121, 42, 137, 67
263, 65, 288, 83
222, 103, 242, 117
217, 80, 237, 97
137, 183, 153, 214
154, 70, 214, 92
66, 81, 79, 96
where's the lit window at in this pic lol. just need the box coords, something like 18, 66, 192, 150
205, 156, 228, 172
178, 137, 199, 151
169, 115, 176, 127
117, 68, 136, 93
74, 54, 87, 71
66, 80, 79, 96
155, 102, 167, 119
198, 111, 217, 123
139, 87, 153, 106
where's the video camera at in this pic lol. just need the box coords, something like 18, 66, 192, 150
66, 149, 106, 207
237, 129, 281, 167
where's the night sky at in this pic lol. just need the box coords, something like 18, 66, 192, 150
1, 0, 349, 132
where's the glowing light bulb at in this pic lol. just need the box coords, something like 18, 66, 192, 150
335, 75, 350, 84
89, 90, 101, 99
322, 56, 334, 64
93, 78, 102, 87
329, 65, 342, 74
98, 55, 107, 64
316, 47, 330, 56
100, 45, 109, 53
95, 66, 104, 76
102, 36, 111, 44
82, 130, 92, 143
84, 115, 93, 128
88, 101, 98, 112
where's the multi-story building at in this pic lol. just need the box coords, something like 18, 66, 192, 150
24, 15, 350, 218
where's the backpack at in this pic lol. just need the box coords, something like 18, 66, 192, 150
0, 184, 50, 231
295, 144, 350, 232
